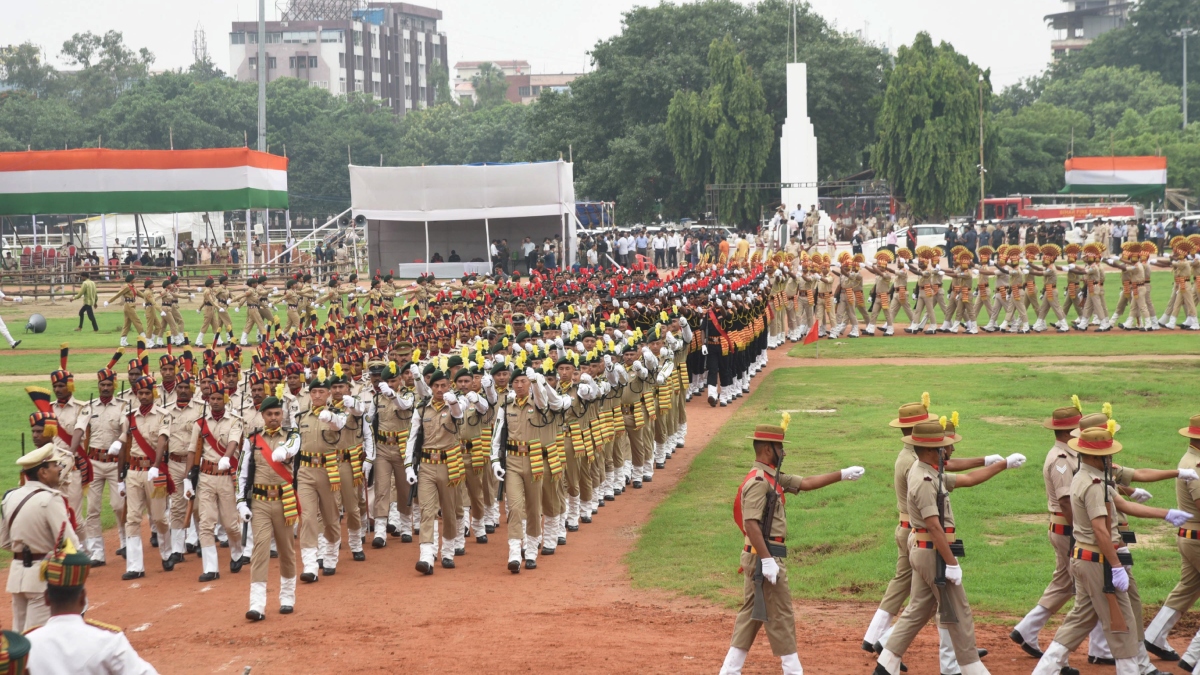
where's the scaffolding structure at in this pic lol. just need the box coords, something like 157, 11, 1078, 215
282, 0, 362, 21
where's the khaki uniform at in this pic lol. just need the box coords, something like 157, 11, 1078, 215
331, 399, 365, 555
730, 461, 802, 656
106, 284, 144, 338
139, 287, 161, 341
0, 481, 81, 632
237, 427, 299, 608
49, 397, 85, 515
877, 445, 918, 616
500, 394, 548, 547
372, 387, 416, 536
294, 406, 344, 575
1036, 265, 1067, 324
233, 287, 268, 342
1160, 447, 1200, 613
165, 400, 203, 550
458, 393, 492, 538
82, 397, 128, 562
187, 409, 245, 569
410, 400, 464, 559
1039, 441, 1077, 611
158, 287, 182, 341
123, 403, 172, 573
216, 283, 234, 335
197, 287, 220, 342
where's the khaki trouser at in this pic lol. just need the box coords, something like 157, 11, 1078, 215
1036, 290, 1067, 322
242, 307, 267, 340
284, 308, 301, 334
297, 466, 340, 549
628, 424, 650, 468
613, 430, 630, 468
63, 468, 83, 517
1048, 558, 1139, 659
85, 456, 124, 542
250, 497, 297, 583
417, 460, 458, 546
1168, 280, 1198, 320
120, 304, 144, 337
563, 434, 586, 500
1037, 530, 1075, 612
143, 306, 160, 337
884, 547, 981, 668
1163, 536, 1200, 612
161, 306, 181, 338
168, 458, 190, 530
463, 441, 489, 521
124, 469, 168, 541
505, 453, 542, 540
332, 460, 362, 543
170, 306, 185, 336
878, 523, 913, 616
542, 468, 565, 517
218, 305, 233, 331
373, 443, 411, 520
887, 291, 915, 326
197, 472, 240, 549
199, 307, 219, 337
730, 549, 796, 656
10, 592, 49, 634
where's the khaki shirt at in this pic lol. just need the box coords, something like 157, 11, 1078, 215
50, 398, 86, 472
157, 383, 179, 409
1, 481, 80, 593
504, 396, 542, 444
894, 444, 918, 515
739, 461, 802, 541
166, 400, 204, 459
1176, 447, 1200, 528
83, 398, 129, 451
127, 405, 169, 460
1043, 441, 1076, 513
1070, 461, 1117, 547
187, 411, 244, 464
907, 459, 958, 531
295, 408, 340, 458
419, 402, 460, 451
243, 428, 296, 488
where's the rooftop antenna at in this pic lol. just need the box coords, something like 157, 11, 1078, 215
192, 23, 209, 64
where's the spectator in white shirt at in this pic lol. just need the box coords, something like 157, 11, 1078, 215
667, 231, 681, 267
652, 233, 667, 267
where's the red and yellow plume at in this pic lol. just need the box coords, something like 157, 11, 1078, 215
25, 386, 53, 414
106, 348, 125, 370
59, 343, 69, 371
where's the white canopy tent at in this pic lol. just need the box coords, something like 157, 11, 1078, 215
349, 161, 576, 276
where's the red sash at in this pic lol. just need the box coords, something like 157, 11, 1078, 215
129, 413, 176, 494
732, 468, 785, 535
197, 418, 238, 472
254, 433, 294, 484
707, 309, 732, 353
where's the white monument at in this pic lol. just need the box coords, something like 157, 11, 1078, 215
779, 62, 819, 219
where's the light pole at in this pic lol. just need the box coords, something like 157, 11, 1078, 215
255, 0, 267, 273
978, 73, 986, 215
1175, 27, 1197, 130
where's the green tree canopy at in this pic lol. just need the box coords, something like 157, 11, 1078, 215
470, 62, 509, 108
0, 43, 57, 97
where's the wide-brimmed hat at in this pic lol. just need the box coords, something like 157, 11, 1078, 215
1068, 427, 1122, 456
1180, 414, 1200, 440
902, 420, 961, 448
747, 424, 788, 445
889, 397, 934, 429
1043, 406, 1083, 430
1070, 411, 1121, 438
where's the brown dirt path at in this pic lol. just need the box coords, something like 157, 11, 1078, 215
0, 347, 1172, 674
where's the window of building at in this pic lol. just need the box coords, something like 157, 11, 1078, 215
230, 32, 246, 45
531, 85, 541, 95
372, 57, 380, 71
419, 86, 426, 100
518, 86, 530, 97
418, 41, 423, 55
321, 29, 343, 43
356, 55, 364, 70
248, 57, 257, 69
405, 84, 411, 98
309, 56, 318, 68
356, 78, 364, 91
248, 32, 258, 44
268, 56, 277, 69
283, 30, 317, 43
353, 30, 362, 46
339, 77, 346, 93
289, 56, 296, 69
266, 32, 282, 44
339, 53, 345, 68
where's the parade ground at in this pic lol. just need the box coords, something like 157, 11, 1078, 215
0, 298, 1195, 674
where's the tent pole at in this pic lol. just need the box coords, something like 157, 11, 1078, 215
31, 214, 36, 247
425, 220, 430, 274
173, 213, 179, 270
246, 209, 252, 277
100, 214, 109, 268
484, 218, 491, 272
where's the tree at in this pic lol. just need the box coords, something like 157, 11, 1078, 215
666, 35, 775, 224
990, 103, 1094, 195
872, 32, 996, 220
1040, 66, 1179, 131
430, 62, 454, 106
59, 31, 155, 113
471, 62, 508, 108
0, 42, 57, 96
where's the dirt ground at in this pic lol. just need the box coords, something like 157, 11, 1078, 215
0, 350, 1184, 674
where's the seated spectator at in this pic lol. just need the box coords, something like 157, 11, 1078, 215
448, 250, 461, 262
431, 251, 444, 263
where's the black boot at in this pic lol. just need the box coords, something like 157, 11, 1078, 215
122, 571, 145, 580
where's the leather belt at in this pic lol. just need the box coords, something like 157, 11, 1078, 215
199, 458, 232, 476
87, 447, 116, 463
1180, 528, 1200, 540
127, 457, 156, 470
252, 484, 286, 500
1072, 545, 1105, 564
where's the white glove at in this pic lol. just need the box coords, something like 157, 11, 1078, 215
442, 391, 457, 406
580, 373, 594, 386
160, 311, 166, 317
659, 347, 671, 360
237, 502, 252, 522
984, 454, 1003, 467
702, 344, 708, 356
603, 354, 612, 367
318, 409, 334, 423
553, 337, 564, 349
13, 297, 21, 303
525, 367, 536, 380
641, 347, 652, 360
409, 364, 421, 379
117, 481, 126, 497
536, 339, 546, 350
656, 371, 666, 385
183, 478, 195, 499
511, 342, 523, 354
1129, 488, 1152, 503
1005, 453, 1027, 468
378, 382, 394, 397
1180, 469, 1199, 482
405, 466, 417, 485
363, 460, 373, 477
575, 341, 585, 353
196, 308, 201, 313
272, 448, 287, 462
840, 466, 865, 481
218, 307, 226, 313
1111, 565, 1130, 592
944, 563, 963, 585
481, 374, 493, 390
1165, 509, 1192, 527
234, 306, 240, 313
342, 395, 356, 408
103, 301, 109, 307
466, 391, 479, 405
492, 463, 506, 481
108, 440, 123, 456
147, 467, 159, 481
217, 456, 231, 472
760, 556, 779, 585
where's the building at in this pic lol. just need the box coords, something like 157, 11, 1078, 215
1044, 0, 1131, 59
453, 60, 580, 105
229, 0, 448, 115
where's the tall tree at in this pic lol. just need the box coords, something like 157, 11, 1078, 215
59, 30, 155, 113
430, 61, 454, 106
0, 42, 57, 97
471, 62, 508, 108
872, 32, 996, 220
666, 35, 774, 224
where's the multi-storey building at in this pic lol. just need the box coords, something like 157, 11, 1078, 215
453, 60, 581, 105
1044, 0, 1131, 59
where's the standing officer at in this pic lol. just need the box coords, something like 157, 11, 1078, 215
102, 273, 147, 348
370, 361, 416, 546
404, 369, 465, 574
186, 382, 246, 582
293, 369, 346, 581
719, 415, 864, 675
165, 372, 203, 561
81, 362, 128, 567
121, 375, 175, 579
0, 444, 80, 633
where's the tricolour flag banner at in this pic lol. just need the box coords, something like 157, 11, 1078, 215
1063, 156, 1167, 199
0, 148, 288, 215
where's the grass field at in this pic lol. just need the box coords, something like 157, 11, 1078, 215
628, 359, 1200, 616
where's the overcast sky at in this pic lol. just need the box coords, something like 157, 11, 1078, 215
3, 0, 1064, 87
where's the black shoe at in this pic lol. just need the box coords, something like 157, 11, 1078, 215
372, 537, 386, 549
557, 536, 566, 546
116, 547, 126, 558
300, 572, 318, 583
186, 543, 198, 554
90, 559, 106, 568
269, 550, 278, 558
524, 559, 537, 569
352, 551, 365, 562
901, 663, 907, 673
317, 558, 323, 569
171, 552, 185, 564
162, 558, 176, 572
872, 665, 889, 675
604, 494, 615, 501
508, 560, 521, 574
246, 610, 265, 621
1182, 661, 1196, 673
862, 640, 876, 653
632, 481, 642, 489
1010, 629, 1043, 658
597, 500, 605, 507
400, 534, 413, 543
1059, 667, 1079, 675
655, 462, 665, 470
321, 566, 335, 576
10, 340, 19, 349
476, 535, 488, 544
566, 523, 579, 532
977, 648, 987, 658
1087, 656, 1115, 665
150, 532, 159, 548
580, 515, 592, 524
122, 571, 145, 580
416, 560, 433, 575
198, 572, 220, 582
642, 475, 652, 483
441, 557, 455, 569
279, 605, 293, 614
485, 523, 495, 534
541, 547, 555, 556
230, 556, 247, 573
1146, 641, 1180, 661
218, 540, 229, 548
386, 523, 397, 535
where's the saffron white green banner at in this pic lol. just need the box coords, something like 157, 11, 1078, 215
1063, 156, 1167, 199
0, 148, 288, 215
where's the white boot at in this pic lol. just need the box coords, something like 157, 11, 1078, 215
1113, 658, 1141, 675
194, 332, 204, 347
440, 535, 456, 563
719, 646, 748, 675
373, 518, 387, 546
248, 580, 267, 616
172, 529, 186, 558
418, 542, 436, 572
119, 336, 130, 347
124, 535, 144, 575
1144, 606, 1180, 653
780, 653, 803, 675
201, 545, 219, 575
279, 576, 296, 609
863, 609, 893, 647
157, 528, 173, 562
239, 332, 249, 346
877, 648, 904, 675
507, 539, 522, 568
523, 534, 540, 562
1013, 604, 1051, 649
938, 627, 961, 675
300, 547, 319, 578
1031, 641, 1071, 675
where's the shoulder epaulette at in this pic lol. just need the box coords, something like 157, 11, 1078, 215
1092, 478, 1102, 484
924, 476, 933, 482
85, 618, 123, 633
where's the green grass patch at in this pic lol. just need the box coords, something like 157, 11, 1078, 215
629, 360, 1200, 615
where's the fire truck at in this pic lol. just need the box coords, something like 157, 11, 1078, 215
977, 194, 1143, 221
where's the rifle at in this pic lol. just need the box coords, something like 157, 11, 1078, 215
117, 380, 130, 530
750, 475, 779, 623
496, 405, 510, 503
407, 407, 424, 506
1103, 459, 1129, 633
934, 448, 959, 624
183, 402, 207, 533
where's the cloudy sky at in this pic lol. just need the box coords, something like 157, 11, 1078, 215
4, 0, 1064, 87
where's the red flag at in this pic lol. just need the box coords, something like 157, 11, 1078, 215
802, 322, 820, 346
